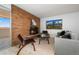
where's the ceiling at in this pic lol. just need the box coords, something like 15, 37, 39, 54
0, 4, 11, 11
16, 4, 79, 18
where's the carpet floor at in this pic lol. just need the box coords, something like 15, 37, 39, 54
0, 38, 55, 55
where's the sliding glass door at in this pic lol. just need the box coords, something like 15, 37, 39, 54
0, 18, 11, 50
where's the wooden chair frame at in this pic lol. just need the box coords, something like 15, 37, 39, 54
17, 34, 36, 55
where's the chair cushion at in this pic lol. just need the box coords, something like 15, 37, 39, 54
24, 39, 35, 45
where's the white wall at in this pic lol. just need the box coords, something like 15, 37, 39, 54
40, 12, 79, 39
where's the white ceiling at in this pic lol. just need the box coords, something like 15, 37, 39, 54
0, 4, 11, 11
16, 4, 79, 18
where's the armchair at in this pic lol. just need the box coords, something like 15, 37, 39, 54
39, 31, 50, 44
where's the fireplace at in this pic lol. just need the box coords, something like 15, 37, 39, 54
29, 19, 39, 35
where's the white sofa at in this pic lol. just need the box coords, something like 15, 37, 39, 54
55, 37, 79, 55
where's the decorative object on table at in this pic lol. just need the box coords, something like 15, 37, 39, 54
46, 19, 62, 29
39, 30, 50, 44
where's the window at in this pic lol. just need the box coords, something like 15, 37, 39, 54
0, 18, 10, 28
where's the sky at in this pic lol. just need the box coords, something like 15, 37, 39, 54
0, 18, 10, 28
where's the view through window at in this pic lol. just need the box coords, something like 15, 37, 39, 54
0, 18, 10, 28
